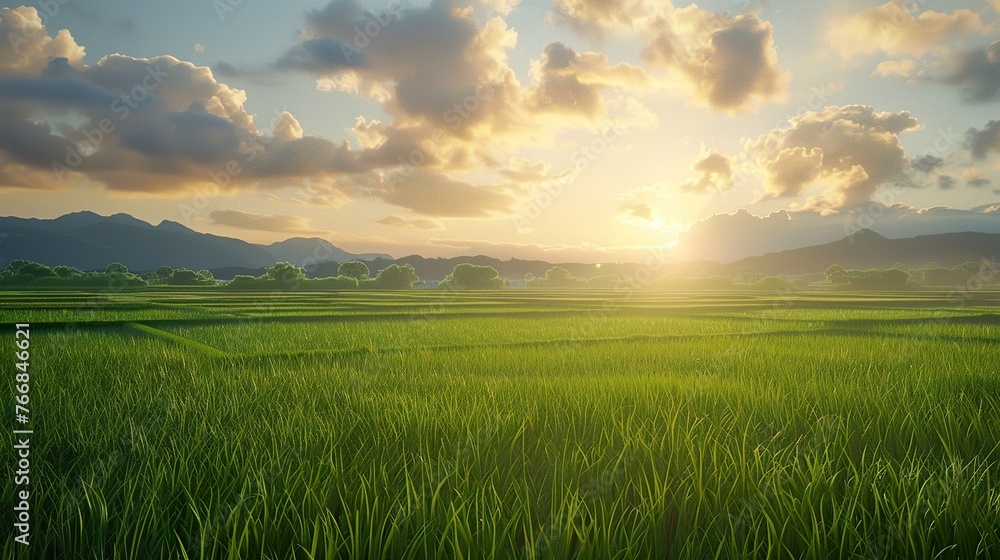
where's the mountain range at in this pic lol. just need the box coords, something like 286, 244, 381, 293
2, 212, 998, 281
0, 212, 389, 272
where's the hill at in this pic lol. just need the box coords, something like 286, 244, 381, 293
0, 212, 387, 271
728, 229, 1000, 274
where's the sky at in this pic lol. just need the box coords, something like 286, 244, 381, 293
2, 0, 1000, 262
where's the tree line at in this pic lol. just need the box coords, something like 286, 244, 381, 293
1, 258, 996, 290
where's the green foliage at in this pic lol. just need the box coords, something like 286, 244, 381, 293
301, 275, 359, 289
440, 263, 505, 289
53, 265, 82, 278
526, 266, 585, 288
265, 262, 306, 288
0, 260, 144, 287
105, 262, 129, 275
737, 265, 759, 285
373, 263, 420, 289
825, 264, 848, 286
338, 260, 370, 281
166, 269, 214, 286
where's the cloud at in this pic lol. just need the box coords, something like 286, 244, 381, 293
680, 148, 733, 193
0, 7, 85, 73
871, 59, 919, 78
911, 154, 944, 174
548, 0, 654, 32
744, 105, 920, 209
617, 202, 669, 229
962, 168, 992, 187
209, 210, 327, 234
945, 41, 1000, 102
266, 0, 654, 170
375, 215, 444, 230
194, 43, 205, 53
527, 42, 653, 124
481, 0, 520, 16
938, 175, 956, 189
642, 9, 788, 111
272, 111, 304, 141
275, 38, 367, 72
498, 156, 577, 185
826, 0, 985, 58
677, 204, 1000, 262
0, 8, 566, 221
379, 170, 519, 217
966, 119, 1000, 159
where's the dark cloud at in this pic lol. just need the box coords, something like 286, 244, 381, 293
680, 149, 733, 193
275, 38, 367, 72
945, 41, 1000, 102
938, 175, 956, 189
965, 120, 1000, 159
911, 154, 944, 174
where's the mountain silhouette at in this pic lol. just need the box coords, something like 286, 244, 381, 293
3, 213, 999, 280
0, 212, 388, 271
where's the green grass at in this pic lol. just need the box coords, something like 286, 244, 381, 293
5, 289, 1000, 558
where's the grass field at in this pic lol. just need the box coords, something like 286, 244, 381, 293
5, 288, 1000, 559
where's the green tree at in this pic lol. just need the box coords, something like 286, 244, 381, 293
105, 262, 129, 275
373, 264, 420, 289
737, 266, 759, 285
265, 262, 306, 287
153, 266, 175, 280
53, 265, 82, 278
442, 264, 504, 289
167, 269, 198, 285
5, 260, 55, 278
825, 264, 848, 286
338, 260, 370, 281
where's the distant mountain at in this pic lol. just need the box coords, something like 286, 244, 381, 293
4, 212, 1000, 280
261, 238, 390, 265
0, 213, 388, 272
728, 229, 1000, 274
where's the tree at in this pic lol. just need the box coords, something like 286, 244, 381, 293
153, 266, 175, 280
373, 264, 420, 289
197, 270, 214, 281
441, 263, 504, 289
53, 265, 82, 278
737, 266, 758, 285
5, 260, 55, 278
825, 264, 848, 286
338, 260, 370, 281
265, 262, 306, 287
167, 269, 203, 286
105, 262, 129, 275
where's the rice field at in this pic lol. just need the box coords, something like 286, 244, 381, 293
5, 288, 1000, 559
